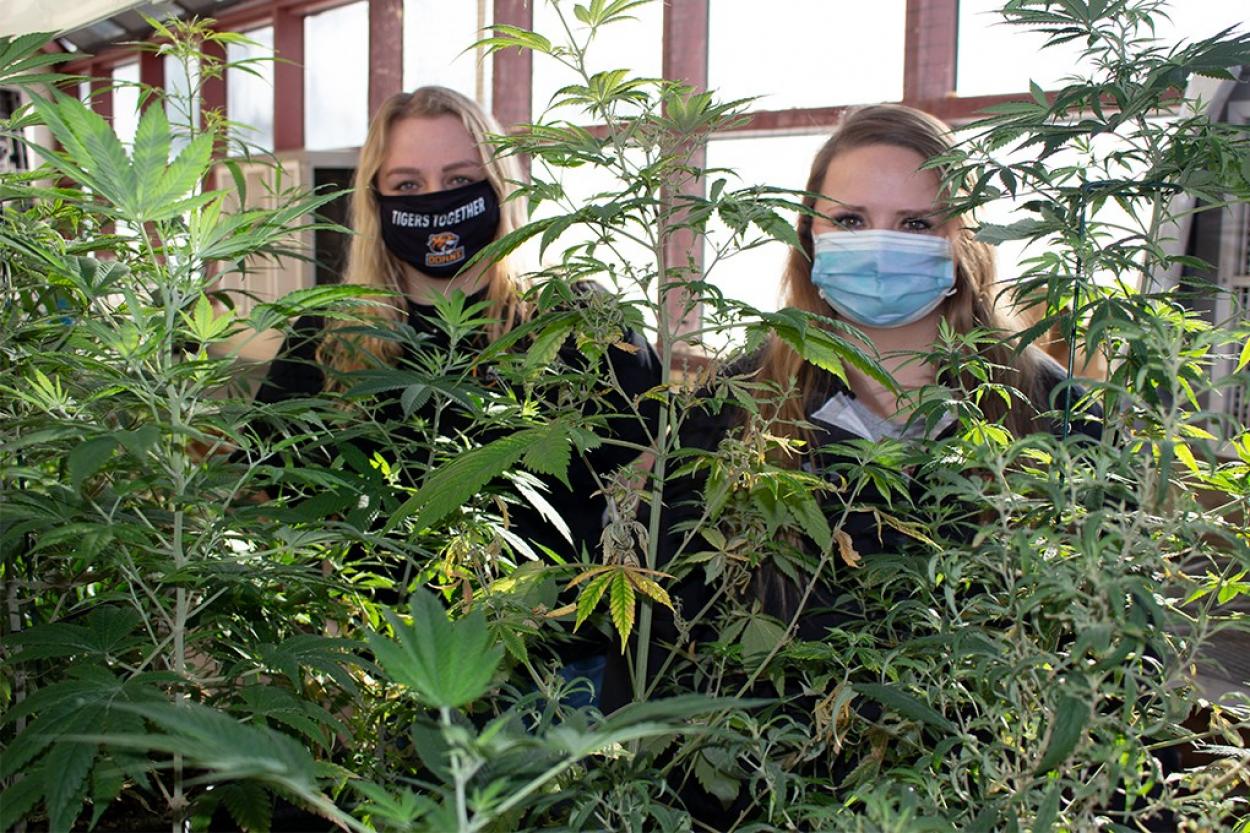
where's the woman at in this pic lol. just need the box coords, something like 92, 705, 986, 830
255, 86, 660, 596
654, 103, 1085, 639
644, 105, 1173, 828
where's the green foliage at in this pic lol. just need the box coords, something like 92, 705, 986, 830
3, 1, 1250, 831
367, 590, 503, 710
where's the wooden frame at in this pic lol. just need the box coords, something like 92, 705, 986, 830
47, 0, 1102, 352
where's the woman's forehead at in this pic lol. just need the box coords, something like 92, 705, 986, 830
817, 144, 942, 202
383, 115, 482, 169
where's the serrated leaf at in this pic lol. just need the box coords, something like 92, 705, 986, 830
627, 573, 672, 609
854, 682, 958, 735
1034, 780, 1061, 832
68, 436, 117, 492
89, 758, 126, 829
693, 748, 740, 805
386, 429, 540, 533
789, 489, 832, 553
1036, 695, 1088, 773
573, 572, 614, 631
524, 318, 576, 375
520, 421, 573, 489
1235, 337, 1250, 372
0, 768, 44, 832
218, 781, 273, 833
740, 616, 788, 665
608, 571, 636, 648
367, 590, 503, 709
43, 739, 96, 833
510, 474, 574, 547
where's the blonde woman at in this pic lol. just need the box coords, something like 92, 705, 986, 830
256, 86, 660, 591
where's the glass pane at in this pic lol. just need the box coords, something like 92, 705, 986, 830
972, 120, 1171, 299
403, 0, 491, 108
164, 53, 200, 152
305, 1, 370, 150
709, 1, 905, 110
957, 1, 1092, 96
525, 150, 657, 330
112, 62, 140, 146
227, 26, 274, 153
1151, 0, 1248, 46
703, 132, 830, 320
531, 1, 663, 119
957, 0, 1246, 97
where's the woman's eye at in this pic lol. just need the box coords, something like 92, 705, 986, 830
902, 217, 934, 232
394, 180, 421, 192
833, 213, 863, 230
447, 175, 475, 188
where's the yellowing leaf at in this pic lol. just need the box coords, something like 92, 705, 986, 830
573, 572, 613, 631
1174, 441, 1201, 476
627, 573, 673, 609
1237, 334, 1250, 371
608, 572, 636, 650
871, 509, 939, 549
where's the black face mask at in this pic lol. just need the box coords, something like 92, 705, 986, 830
376, 180, 501, 279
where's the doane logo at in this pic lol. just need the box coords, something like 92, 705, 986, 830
427, 231, 460, 254
424, 231, 465, 269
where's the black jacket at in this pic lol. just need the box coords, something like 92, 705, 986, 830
252, 286, 661, 571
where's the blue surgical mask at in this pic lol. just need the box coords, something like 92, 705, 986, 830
811, 230, 957, 328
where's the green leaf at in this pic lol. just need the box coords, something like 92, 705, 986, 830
89, 759, 126, 829
1034, 780, 1061, 832
788, 489, 832, 553
386, 428, 545, 533
43, 739, 96, 833
520, 421, 573, 488
152, 130, 214, 207
573, 572, 614, 631
131, 102, 172, 201
0, 768, 44, 832
854, 683, 958, 735
524, 317, 576, 375
68, 436, 117, 492
97, 701, 323, 798
693, 747, 741, 804
367, 590, 503, 709
0, 33, 70, 88
740, 616, 788, 665
1035, 695, 1089, 773
218, 781, 273, 833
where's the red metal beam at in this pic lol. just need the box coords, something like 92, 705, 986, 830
903, 0, 959, 103
661, 0, 709, 343
491, 0, 532, 129
201, 39, 228, 128
710, 92, 1065, 138
272, 5, 305, 151
138, 51, 164, 112
89, 71, 113, 123
369, 0, 404, 117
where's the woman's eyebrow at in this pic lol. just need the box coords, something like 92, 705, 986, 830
443, 160, 483, 172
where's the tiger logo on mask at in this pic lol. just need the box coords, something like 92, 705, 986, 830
425, 231, 465, 269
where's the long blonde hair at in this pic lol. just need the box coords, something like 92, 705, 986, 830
318, 86, 527, 378
756, 104, 1050, 440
